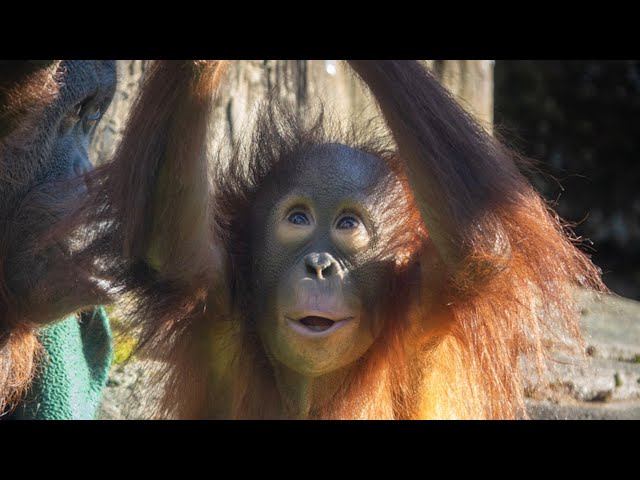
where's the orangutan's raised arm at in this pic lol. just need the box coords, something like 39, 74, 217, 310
348, 60, 517, 272
85, 61, 228, 288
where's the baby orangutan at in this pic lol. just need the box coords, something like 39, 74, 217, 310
66, 60, 604, 419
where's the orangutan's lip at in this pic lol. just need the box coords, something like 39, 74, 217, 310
284, 312, 355, 337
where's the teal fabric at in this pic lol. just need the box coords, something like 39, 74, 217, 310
11, 308, 112, 420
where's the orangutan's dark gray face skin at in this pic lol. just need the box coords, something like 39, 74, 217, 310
251, 144, 407, 377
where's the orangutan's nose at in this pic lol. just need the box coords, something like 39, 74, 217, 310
304, 252, 341, 280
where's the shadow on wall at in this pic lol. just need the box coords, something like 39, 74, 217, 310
494, 60, 640, 300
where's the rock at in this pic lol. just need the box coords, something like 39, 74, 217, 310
527, 399, 640, 420
96, 360, 164, 420
525, 290, 640, 419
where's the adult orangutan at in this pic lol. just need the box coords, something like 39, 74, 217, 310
0, 61, 115, 417
67, 60, 605, 419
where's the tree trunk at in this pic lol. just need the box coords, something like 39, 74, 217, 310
91, 60, 494, 165
428, 60, 494, 131
91, 61, 148, 166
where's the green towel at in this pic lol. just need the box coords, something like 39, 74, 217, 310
10, 307, 113, 420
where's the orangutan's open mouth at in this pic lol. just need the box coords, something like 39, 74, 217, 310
285, 312, 356, 336
299, 316, 336, 332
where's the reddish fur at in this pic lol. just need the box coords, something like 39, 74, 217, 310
349, 61, 606, 418
0, 61, 59, 147
65, 60, 605, 419
0, 325, 41, 416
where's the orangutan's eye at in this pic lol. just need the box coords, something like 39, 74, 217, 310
81, 103, 102, 134
336, 215, 360, 230
287, 211, 310, 226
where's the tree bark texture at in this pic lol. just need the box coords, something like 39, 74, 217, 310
90, 60, 494, 165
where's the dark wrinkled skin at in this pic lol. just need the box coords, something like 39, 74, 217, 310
249, 144, 410, 414
1, 60, 116, 324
